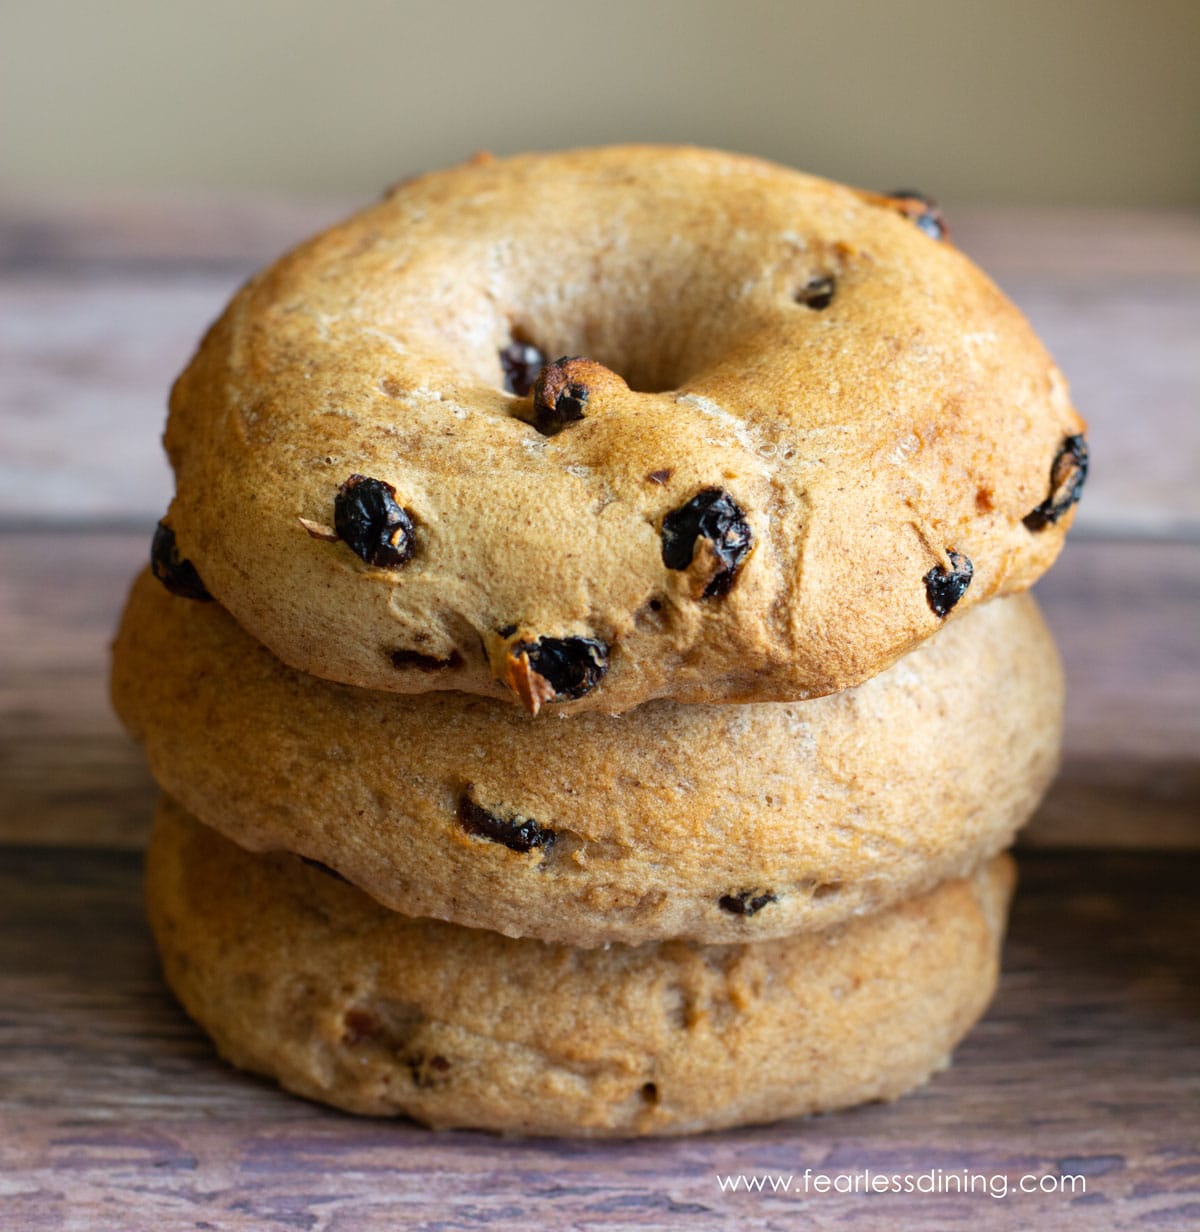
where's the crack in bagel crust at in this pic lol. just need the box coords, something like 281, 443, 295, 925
163, 145, 1087, 714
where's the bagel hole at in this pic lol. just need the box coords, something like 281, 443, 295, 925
592, 344, 689, 395
499, 327, 692, 398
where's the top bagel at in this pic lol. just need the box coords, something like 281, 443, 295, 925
163, 145, 1086, 714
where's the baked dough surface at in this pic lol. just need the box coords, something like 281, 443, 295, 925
163, 145, 1086, 713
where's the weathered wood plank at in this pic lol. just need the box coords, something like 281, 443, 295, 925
0, 276, 222, 524
951, 206, 1200, 281
3, 193, 1199, 279
2, 531, 1195, 850
3, 196, 1196, 1232
2, 204, 1198, 533
1033, 534, 1200, 849
1, 846, 1195, 1230
1005, 278, 1200, 538
0, 191, 356, 273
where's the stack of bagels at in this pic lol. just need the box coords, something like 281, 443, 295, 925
111, 146, 1086, 1136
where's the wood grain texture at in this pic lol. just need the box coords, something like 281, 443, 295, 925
3, 194, 1198, 278
0, 190, 357, 272
1, 198, 1198, 1230
1, 845, 1196, 1231
1, 530, 1195, 851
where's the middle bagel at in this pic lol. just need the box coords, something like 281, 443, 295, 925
112, 573, 1061, 947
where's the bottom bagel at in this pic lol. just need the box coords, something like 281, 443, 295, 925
147, 797, 1015, 1137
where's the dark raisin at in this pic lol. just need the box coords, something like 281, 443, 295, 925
150, 522, 212, 601
888, 189, 948, 241
647, 468, 673, 485
719, 889, 777, 916
795, 275, 836, 309
1023, 434, 1089, 531
499, 340, 546, 397
457, 794, 555, 854
407, 1052, 452, 1089
661, 488, 754, 597
389, 648, 463, 672
531, 356, 589, 435
299, 856, 349, 883
924, 549, 974, 617
513, 635, 609, 701
333, 474, 415, 568
341, 1009, 380, 1043
497, 624, 518, 639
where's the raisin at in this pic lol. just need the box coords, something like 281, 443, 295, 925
389, 648, 463, 672
150, 522, 212, 601
299, 856, 349, 883
647, 468, 673, 485
512, 635, 609, 702
924, 549, 974, 617
795, 275, 836, 309
719, 889, 777, 916
531, 356, 589, 436
1023, 434, 1089, 531
333, 474, 415, 568
499, 340, 546, 397
888, 189, 948, 241
457, 794, 555, 854
407, 1052, 452, 1089
661, 489, 753, 597
341, 1009, 380, 1043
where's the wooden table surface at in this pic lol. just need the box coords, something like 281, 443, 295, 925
1, 194, 1198, 1230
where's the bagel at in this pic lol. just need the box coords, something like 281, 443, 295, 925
147, 798, 1014, 1136
113, 569, 1061, 946
163, 145, 1086, 714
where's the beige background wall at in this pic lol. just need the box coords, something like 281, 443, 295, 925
3, 0, 1198, 205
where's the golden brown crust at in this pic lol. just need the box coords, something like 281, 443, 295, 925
147, 799, 1015, 1137
113, 570, 1061, 945
163, 145, 1085, 714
